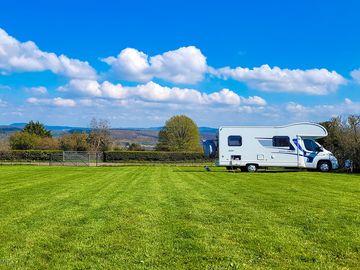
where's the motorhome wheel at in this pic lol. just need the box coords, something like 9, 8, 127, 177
318, 161, 330, 172
246, 164, 257, 172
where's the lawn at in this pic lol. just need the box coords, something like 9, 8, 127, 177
0, 166, 359, 269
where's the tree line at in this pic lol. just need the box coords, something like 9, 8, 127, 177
4, 114, 360, 171
7, 115, 202, 153
9, 119, 112, 152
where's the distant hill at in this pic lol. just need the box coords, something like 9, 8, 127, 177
5, 123, 217, 134
0, 125, 21, 133
9, 123, 87, 132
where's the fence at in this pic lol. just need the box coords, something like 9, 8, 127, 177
0, 150, 211, 166
49, 151, 103, 166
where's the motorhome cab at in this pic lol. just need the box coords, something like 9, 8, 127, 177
203, 123, 339, 172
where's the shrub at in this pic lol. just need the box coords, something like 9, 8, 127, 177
126, 143, 145, 151
0, 140, 10, 151
10, 132, 59, 150
59, 133, 89, 151
0, 150, 62, 161
35, 137, 59, 150
103, 151, 212, 163
9, 132, 39, 150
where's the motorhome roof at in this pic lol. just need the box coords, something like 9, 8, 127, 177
219, 122, 328, 138
219, 122, 319, 128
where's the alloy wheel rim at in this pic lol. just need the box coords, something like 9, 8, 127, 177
320, 163, 329, 171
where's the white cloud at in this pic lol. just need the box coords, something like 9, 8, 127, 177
212, 64, 346, 95
344, 98, 353, 105
102, 48, 151, 82
25, 86, 48, 95
0, 98, 7, 107
241, 96, 267, 106
27, 97, 76, 107
0, 28, 97, 79
0, 85, 11, 90
205, 89, 241, 105
102, 46, 207, 84
58, 79, 102, 96
58, 79, 267, 108
285, 98, 360, 116
53, 97, 76, 107
350, 69, 360, 84
286, 102, 308, 113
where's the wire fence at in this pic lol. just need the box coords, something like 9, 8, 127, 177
49, 151, 103, 166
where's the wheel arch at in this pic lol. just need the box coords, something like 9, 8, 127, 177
317, 159, 332, 170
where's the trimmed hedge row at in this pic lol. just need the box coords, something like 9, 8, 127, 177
0, 150, 212, 163
104, 151, 212, 163
0, 150, 62, 161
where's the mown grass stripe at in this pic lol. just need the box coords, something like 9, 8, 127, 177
0, 166, 359, 269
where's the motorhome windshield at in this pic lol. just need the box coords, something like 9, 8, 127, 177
303, 139, 322, 152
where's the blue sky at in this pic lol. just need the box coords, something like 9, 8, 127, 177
0, 0, 359, 127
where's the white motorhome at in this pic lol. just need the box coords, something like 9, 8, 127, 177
203, 122, 339, 172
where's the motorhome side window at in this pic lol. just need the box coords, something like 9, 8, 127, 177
272, 136, 291, 148
228, 136, 242, 146
303, 139, 319, 152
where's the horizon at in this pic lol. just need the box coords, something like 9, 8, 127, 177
0, 1, 359, 127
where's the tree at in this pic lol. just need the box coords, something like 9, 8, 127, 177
35, 137, 59, 150
320, 115, 360, 171
156, 115, 202, 152
9, 132, 39, 150
23, 121, 52, 138
59, 133, 89, 151
126, 142, 144, 151
0, 139, 9, 151
87, 118, 112, 152
9, 121, 56, 150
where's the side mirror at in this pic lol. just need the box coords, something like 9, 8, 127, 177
317, 146, 324, 152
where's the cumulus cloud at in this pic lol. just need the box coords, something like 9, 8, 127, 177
286, 102, 308, 113
211, 64, 346, 95
241, 95, 267, 106
0, 28, 97, 79
27, 97, 76, 107
285, 98, 360, 116
25, 86, 48, 95
350, 69, 360, 84
102, 46, 207, 84
58, 79, 266, 107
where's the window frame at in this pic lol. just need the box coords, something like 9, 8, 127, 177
303, 139, 319, 152
272, 136, 291, 148
228, 135, 242, 147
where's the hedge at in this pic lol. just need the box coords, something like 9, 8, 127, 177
0, 150, 62, 162
103, 151, 212, 163
0, 150, 213, 163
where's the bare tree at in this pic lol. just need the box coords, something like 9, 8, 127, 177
87, 118, 112, 152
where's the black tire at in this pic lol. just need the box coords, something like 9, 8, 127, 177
317, 161, 331, 172
246, 164, 257, 172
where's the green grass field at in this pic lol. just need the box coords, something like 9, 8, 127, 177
0, 166, 359, 269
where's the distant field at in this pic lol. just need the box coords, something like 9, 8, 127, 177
0, 166, 359, 269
